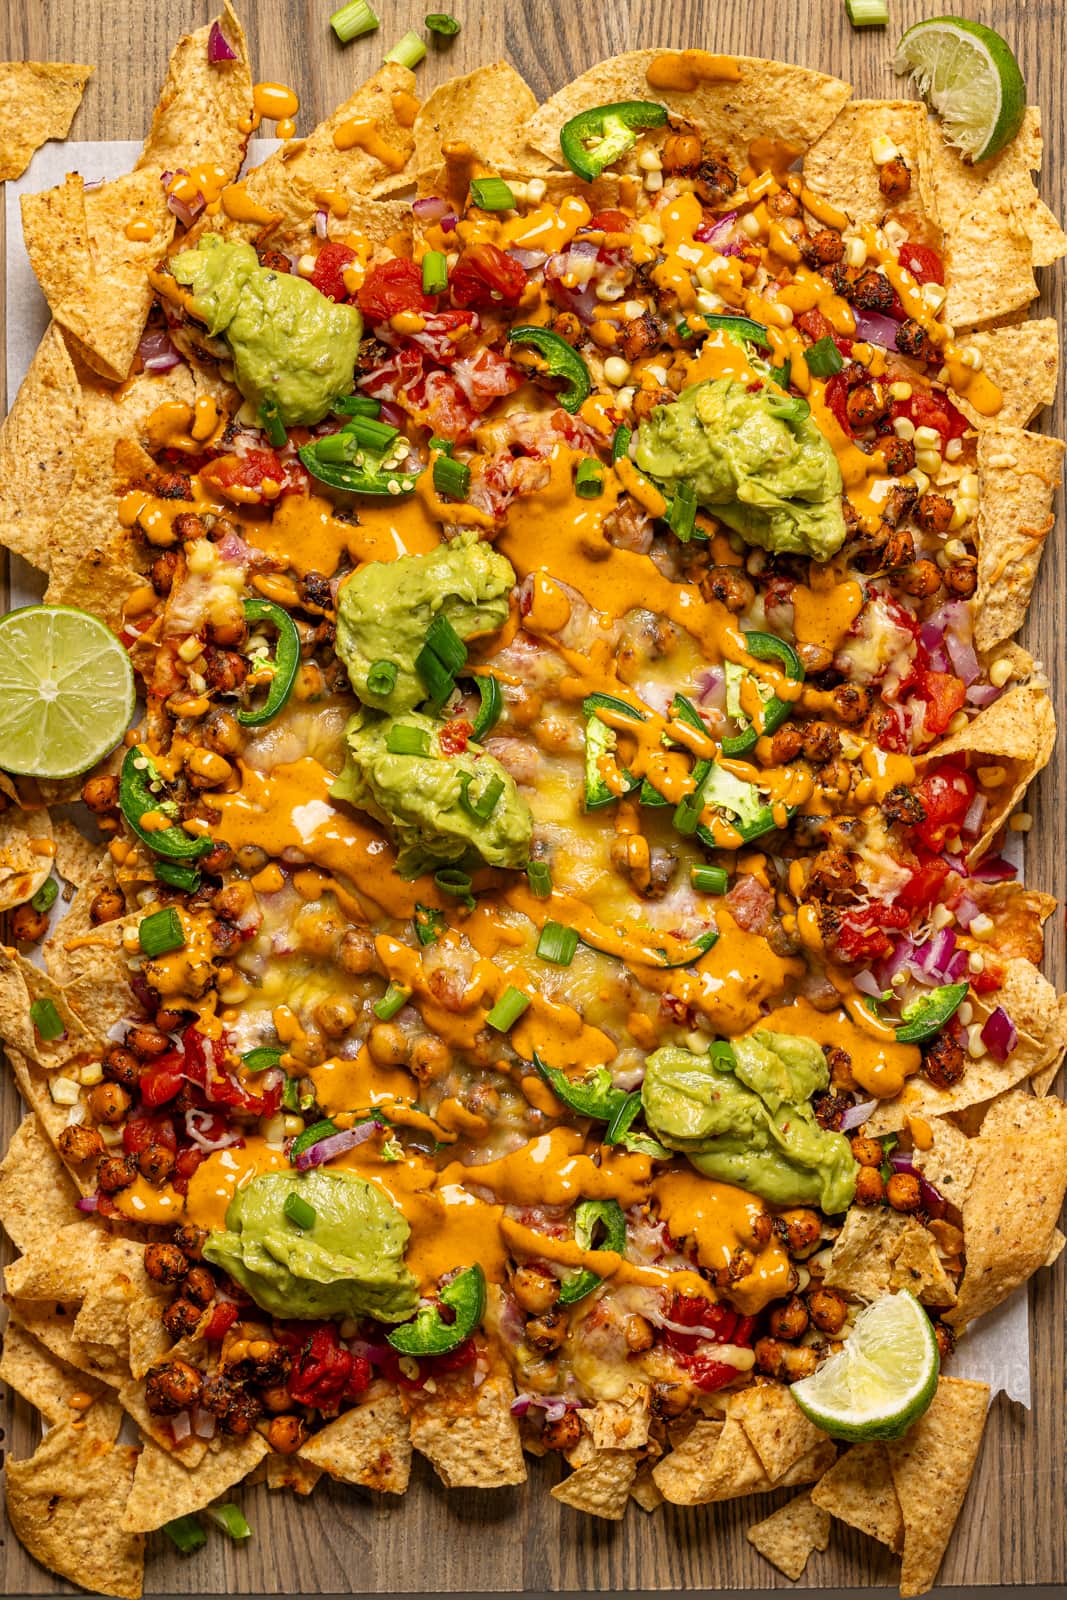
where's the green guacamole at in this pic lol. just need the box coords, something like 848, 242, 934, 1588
642, 1030, 856, 1213
169, 235, 363, 426
336, 532, 516, 714
332, 709, 533, 878
203, 1169, 418, 1323
635, 377, 846, 559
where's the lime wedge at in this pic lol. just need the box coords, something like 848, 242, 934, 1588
790, 1291, 940, 1441
0, 605, 135, 780
895, 17, 1026, 163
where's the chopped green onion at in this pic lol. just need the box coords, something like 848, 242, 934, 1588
673, 762, 711, 837
333, 393, 381, 417
414, 903, 446, 945
259, 398, 287, 448
30, 877, 58, 914
373, 981, 411, 1021
163, 1514, 207, 1555
425, 11, 461, 34
367, 658, 399, 697
460, 773, 504, 821
845, 0, 888, 25
469, 673, 502, 742
422, 250, 448, 294
386, 723, 431, 757
154, 859, 201, 893
428, 435, 454, 455
314, 431, 358, 464
244, 1046, 284, 1073
432, 452, 471, 500
537, 921, 579, 966
668, 480, 698, 543
804, 336, 844, 377
384, 29, 426, 67
342, 415, 399, 453
138, 907, 185, 958
415, 644, 455, 708
29, 997, 64, 1041
575, 459, 604, 498
434, 867, 475, 908
204, 1504, 252, 1542
611, 425, 632, 463
486, 985, 531, 1032
691, 865, 729, 894
424, 613, 468, 675
526, 860, 553, 898
469, 175, 516, 212
283, 1191, 317, 1230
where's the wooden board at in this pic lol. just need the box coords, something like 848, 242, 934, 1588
0, 0, 1064, 1592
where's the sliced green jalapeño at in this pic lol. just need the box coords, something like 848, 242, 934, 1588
238, 599, 301, 727
508, 326, 591, 413
119, 746, 213, 862
894, 981, 970, 1045
558, 1199, 627, 1306
559, 100, 668, 181
722, 630, 805, 757
387, 1263, 486, 1355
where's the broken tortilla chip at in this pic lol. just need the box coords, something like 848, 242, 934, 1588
0, 322, 81, 574
973, 426, 1065, 652
121, 1433, 267, 1532
729, 1380, 835, 1482
388, 63, 540, 191
746, 1489, 831, 1581
947, 1088, 1067, 1328
0, 806, 54, 910
0, 61, 92, 180
522, 52, 851, 177
266, 1452, 322, 1494
886, 1377, 989, 1598
587, 1381, 652, 1450
551, 1447, 640, 1519
53, 818, 111, 890
406, 1366, 526, 1488
5, 1422, 144, 1600
298, 1389, 412, 1493
811, 1439, 904, 1550
653, 1413, 833, 1505
823, 1209, 955, 1307
0, 1112, 82, 1251
802, 101, 932, 230
0, 1318, 108, 1425
137, 3, 252, 178
953, 320, 1059, 429
629, 1462, 665, 1512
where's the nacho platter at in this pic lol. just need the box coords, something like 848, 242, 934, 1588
0, 6, 1066, 1597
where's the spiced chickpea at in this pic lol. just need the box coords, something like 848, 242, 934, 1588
899, 559, 943, 598
183, 1266, 217, 1306
806, 229, 844, 265
624, 1314, 655, 1352
542, 1410, 583, 1451
268, 1415, 307, 1454
81, 774, 119, 813
57, 1123, 105, 1165
174, 1223, 207, 1259
338, 928, 375, 975
850, 1135, 883, 1168
97, 1153, 137, 1192
201, 710, 243, 756
830, 683, 871, 725
651, 1379, 693, 1419
775, 1209, 822, 1257
943, 560, 978, 598
261, 1384, 293, 1413
409, 1035, 452, 1083
314, 996, 357, 1038
915, 492, 954, 535
145, 1359, 202, 1415
88, 1081, 131, 1125
126, 1023, 171, 1059
525, 1309, 569, 1351
807, 1285, 848, 1335
149, 548, 181, 595
10, 904, 49, 943
886, 1171, 923, 1213
754, 1337, 819, 1381
163, 1299, 205, 1339
933, 1322, 956, 1362
878, 156, 911, 201
144, 1242, 189, 1285
854, 1165, 886, 1205
768, 1294, 810, 1341
139, 1143, 176, 1183
511, 1266, 560, 1315
368, 1022, 409, 1067
923, 1032, 965, 1089
661, 129, 703, 174
89, 887, 125, 925
700, 565, 755, 613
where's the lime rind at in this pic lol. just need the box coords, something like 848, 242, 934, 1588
790, 1291, 940, 1442
895, 16, 1026, 163
0, 605, 136, 780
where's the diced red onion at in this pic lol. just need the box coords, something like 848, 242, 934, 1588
961, 792, 987, 837
944, 630, 980, 687
171, 1409, 193, 1443
694, 211, 738, 245
412, 195, 449, 223
137, 325, 182, 373
348, 1339, 392, 1364
697, 666, 724, 703
889, 1153, 945, 1211
966, 682, 1001, 707
970, 855, 1016, 883
510, 1391, 583, 1419
294, 1119, 381, 1171
954, 893, 979, 929
167, 190, 205, 229
440, 214, 458, 233
506, 247, 548, 272
208, 20, 238, 61
840, 1097, 878, 1132
875, 935, 916, 989
915, 926, 958, 983
192, 1405, 218, 1440
314, 209, 329, 240
980, 1005, 1017, 1062
851, 309, 904, 345
853, 968, 886, 999
76, 1195, 99, 1213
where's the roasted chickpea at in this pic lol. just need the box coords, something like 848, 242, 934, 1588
11, 904, 49, 943
163, 1298, 205, 1340
886, 1171, 922, 1213
775, 1209, 822, 1258
201, 710, 244, 756
878, 156, 911, 201
943, 560, 978, 598
624, 1314, 655, 1353
89, 887, 125, 925
267, 1415, 306, 1454
183, 1266, 217, 1307
933, 1322, 956, 1362
337, 927, 375, 975
807, 1285, 848, 1335
139, 1143, 176, 1184
408, 1035, 452, 1084
754, 1338, 819, 1381
368, 1022, 409, 1067
915, 492, 954, 535
854, 1165, 886, 1206
88, 1081, 131, 1125
850, 1135, 883, 1168
97, 1153, 137, 1193
144, 1242, 189, 1285
126, 1023, 171, 1059
261, 1384, 293, 1413
900, 559, 943, 598
173, 1223, 207, 1260
511, 1266, 561, 1315
81, 774, 119, 813
314, 996, 357, 1038
57, 1123, 105, 1165
651, 1379, 694, 1419
145, 1358, 202, 1415
922, 1032, 965, 1089
525, 1309, 568, 1351
768, 1295, 810, 1341
661, 129, 703, 174
541, 1409, 583, 1451
149, 549, 181, 595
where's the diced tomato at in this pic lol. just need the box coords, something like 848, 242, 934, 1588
345, 1355, 373, 1396
201, 448, 305, 506
586, 209, 631, 234
914, 763, 977, 852
358, 258, 433, 322
138, 1056, 185, 1109
438, 718, 473, 755
896, 855, 950, 910
181, 1024, 283, 1116
202, 1301, 240, 1342
123, 1112, 177, 1156
891, 390, 968, 449
797, 308, 833, 343
915, 668, 966, 739
832, 902, 911, 963
174, 1147, 203, 1180
971, 960, 1004, 995
309, 241, 358, 302
725, 875, 774, 935
289, 1324, 354, 1409
897, 242, 945, 285
424, 1337, 479, 1375
687, 1357, 743, 1393
449, 243, 526, 310
824, 372, 852, 435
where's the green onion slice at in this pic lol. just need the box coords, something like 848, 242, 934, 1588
283, 1191, 317, 1230
804, 335, 844, 377
333, 394, 381, 417
421, 250, 448, 294
139, 907, 185, 958
30, 877, 58, 913
154, 860, 201, 893
691, 865, 729, 894
469, 175, 516, 212
611, 425, 632, 462
486, 985, 531, 1032
373, 982, 411, 1021
432, 452, 471, 501
425, 11, 461, 34
434, 867, 475, 908
259, 398, 287, 448
424, 613, 468, 675
367, 658, 399, 697
204, 1504, 252, 1541
469, 673, 502, 742
386, 724, 431, 757
384, 29, 426, 67
526, 860, 553, 898
537, 921, 579, 966
30, 997, 64, 1041
414, 903, 446, 945
163, 1515, 207, 1555
845, 0, 888, 25
575, 459, 604, 498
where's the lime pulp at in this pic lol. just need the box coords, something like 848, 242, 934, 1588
894, 16, 1026, 163
790, 1291, 940, 1442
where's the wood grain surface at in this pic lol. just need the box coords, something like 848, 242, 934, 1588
0, 0, 1064, 1592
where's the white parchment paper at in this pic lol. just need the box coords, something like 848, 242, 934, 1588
2, 141, 1030, 1405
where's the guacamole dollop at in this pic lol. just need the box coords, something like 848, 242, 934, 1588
336, 532, 516, 714
332, 709, 533, 877
203, 1169, 418, 1323
642, 1030, 856, 1213
635, 377, 846, 559
169, 235, 363, 426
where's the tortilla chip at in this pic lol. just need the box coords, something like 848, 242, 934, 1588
629, 1463, 665, 1512
0, 1112, 82, 1251
0, 62, 92, 180
5, 1423, 144, 1599
0, 322, 81, 574
811, 1439, 904, 1550
1044, 1227, 1066, 1267
0, 806, 54, 910
947, 1088, 1067, 1328
394, 63, 539, 189
523, 53, 850, 178
653, 1414, 832, 1505
588, 1381, 651, 1450
823, 1207, 955, 1307
5, 1223, 146, 1305
746, 1490, 831, 1581
6, 1298, 121, 1389
127, 1296, 171, 1380
909, 1117, 979, 1211
121, 1433, 267, 1532
973, 427, 1065, 652
267, 1451, 322, 1494
650, 1417, 723, 1503
298, 1389, 412, 1494
728, 1381, 834, 1482
0, 1318, 107, 1424
137, 3, 252, 178
0, 944, 98, 1073
54, 818, 112, 890
551, 1447, 639, 1519
406, 1367, 526, 1488
886, 1377, 988, 1597
953, 321, 1059, 429
802, 101, 932, 229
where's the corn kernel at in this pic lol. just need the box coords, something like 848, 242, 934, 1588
99, 1123, 124, 1148
1009, 811, 1033, 831
893, 417, 916, 442
977, 764, 1006, 787
740, 212, 761, 238
603, 356, 631, 386
947, 710, 969, 735
944, 538, 967, 560
526, 178, 546, 201
296, 253, 316, 278
922, 281, 947, 311
643, 170, 663, 192
50, 1077, 80, 1106
637, 146, 662, 172
944, 437, 963, 461
960, 346, 983, 371
889, 381, 913, 401
913, 424, 941, 449
769, 302, 794, 326
843, 236, 867, 269
177, 634, 204, 663
958, 1001, 973, 1026
948, 504, 969, 532
869, 134, 900, 165
969, 913, 995, 940
915, 449, 942, 475
989, 657, 1013, 688
909, 469, 930, 495
931, 903, 955, 930
967, 951, 985, 974
959, 472, 979, 498
967, 1023, 987, 1057
80, 1062, 104, 1086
